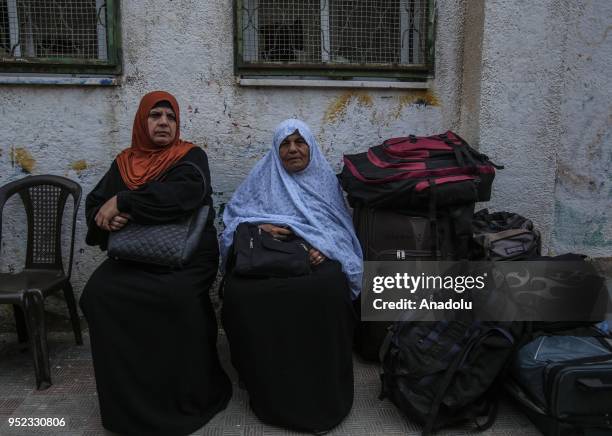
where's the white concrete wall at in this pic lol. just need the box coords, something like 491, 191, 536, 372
468, 0, 611, 256
476, 0, 565, 250
550, 0, 612, 257
0, 0, 610, 330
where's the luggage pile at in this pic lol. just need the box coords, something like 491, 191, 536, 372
341, 131, 503, 362
340, 131, 501, 261
339, 131, 611, 435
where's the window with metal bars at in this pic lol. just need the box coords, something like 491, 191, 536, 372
0, 0, 120, 75
236, 0, 433, 80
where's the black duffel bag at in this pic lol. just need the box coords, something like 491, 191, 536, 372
338, 131, 501, 209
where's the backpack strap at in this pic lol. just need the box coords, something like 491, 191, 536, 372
378, 326, 395, 364
423, 328, 481, 435
450, 204, 474, 259
427, 179, 439, 258
449, 142, 466, 167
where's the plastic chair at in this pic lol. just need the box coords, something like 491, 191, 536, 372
0, 175, 82, 390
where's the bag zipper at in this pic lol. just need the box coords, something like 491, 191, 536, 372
376, 248, 439, 260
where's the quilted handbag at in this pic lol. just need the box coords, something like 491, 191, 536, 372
233, 222, 311, 277
107, 161, 209, 268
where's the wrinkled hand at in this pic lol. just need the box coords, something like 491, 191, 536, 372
95, 196, 126, 232
309, 248, 326, 266
258, 224, 293, 240
109, 213, 131, 232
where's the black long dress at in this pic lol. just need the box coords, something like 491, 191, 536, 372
80, 148, 231, 436
221, 259, 356, 433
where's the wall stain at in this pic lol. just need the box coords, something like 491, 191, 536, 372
323, 91, 373, 124
583, 222, 612, 247
70, 160, 88, 173
393, 90, 440, 119
10, 147, 35, 173
556, 161, 601, 192
576, 24, 611, 47
357, 93, 373, 107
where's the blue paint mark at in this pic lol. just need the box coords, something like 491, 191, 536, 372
553, 201, 611, 248
0, 76, 117, 86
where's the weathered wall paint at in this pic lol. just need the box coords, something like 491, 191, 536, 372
70, 160, 88, 173
9, 147, 36, 173
550, 0, 612, 257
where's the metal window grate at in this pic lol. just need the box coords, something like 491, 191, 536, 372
330, 0, 402, 64
0, 0, 107, 60
240, 0, 429, 66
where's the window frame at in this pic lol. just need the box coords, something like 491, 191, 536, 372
233, 0, 435, 81
0, 0, 122, 75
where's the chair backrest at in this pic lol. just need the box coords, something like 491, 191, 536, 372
0, 175, 82, 278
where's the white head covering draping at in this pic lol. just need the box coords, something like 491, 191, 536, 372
220, 119, 363, 299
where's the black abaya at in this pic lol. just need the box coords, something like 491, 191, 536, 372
80, 148, 231, 436
221, 260, 356, 433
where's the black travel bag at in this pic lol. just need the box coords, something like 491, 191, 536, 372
380, 320, 525, 435
506, 324, 612, 436
354, 207, 455, 261
352, 204, 474, 361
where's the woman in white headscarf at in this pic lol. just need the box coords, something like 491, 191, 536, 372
220, 119, 362, 433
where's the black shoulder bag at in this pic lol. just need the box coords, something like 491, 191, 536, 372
107, 161, 209, 268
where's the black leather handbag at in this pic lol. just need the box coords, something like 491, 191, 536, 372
107, 161, 209, 268
232, 223, 311, 278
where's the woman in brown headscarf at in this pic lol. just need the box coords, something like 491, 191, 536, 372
80, 91, 231, 435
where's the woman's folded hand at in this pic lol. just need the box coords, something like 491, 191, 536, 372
308, 248, 326, 266
95, 196, 128, 232
258, 223, 293, 240
109, 213, 131, 232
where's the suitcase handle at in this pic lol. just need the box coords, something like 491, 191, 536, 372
576, 377, 612, 391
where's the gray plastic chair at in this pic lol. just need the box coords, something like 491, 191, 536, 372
0, 175, 82, 390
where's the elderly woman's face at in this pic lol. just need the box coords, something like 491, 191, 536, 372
147, 106, 177, 147
279, 132, 310, 173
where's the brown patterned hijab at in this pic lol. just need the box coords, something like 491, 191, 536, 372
116, 91, 195, 190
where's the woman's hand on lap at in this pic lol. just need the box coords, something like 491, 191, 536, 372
258, 224, 293, 240
309, 248, 326, 265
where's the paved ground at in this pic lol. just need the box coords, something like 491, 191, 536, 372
0, 331, 541, 436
